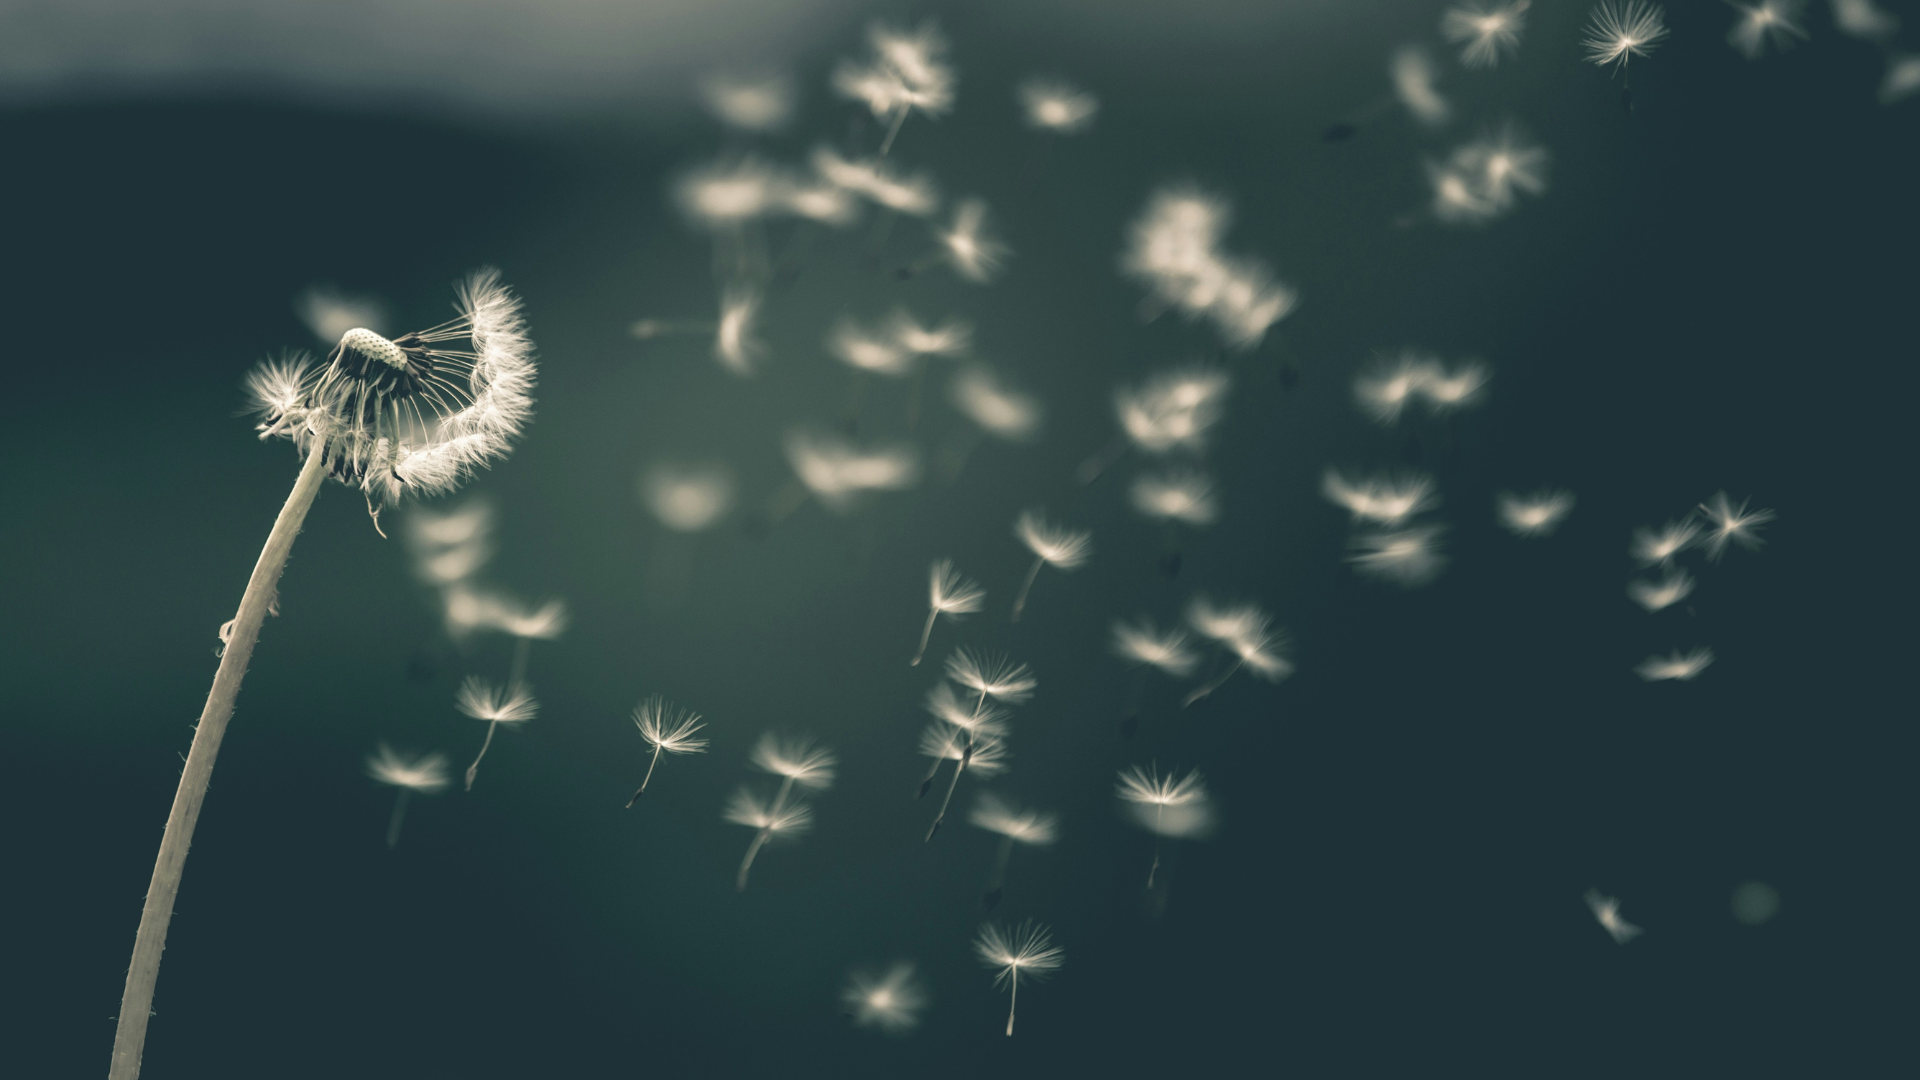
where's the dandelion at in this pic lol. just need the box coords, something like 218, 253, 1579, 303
1322, 469, 1438, 526
912, 559, 986, 666
1118, 366, 1232, 454
1119, 187, 1296, 351
1183, 597, 1292, 706
918, 724, 1011, 778
1010, 510, 1093, 622
1349, 526, 1449, 587
782, 429, 920, 512
713, 286, 766, 376
456, 676, 538, 792
890, 311, 972, 357
1391, 46, 1450, 126
641, 463, 734, 532
1696, 492, 1774, 559
1459, 128, 1548, 209
1018, 78, 1099, 133
1117, 765, 1215, 888
1728, 1, 1808, 59
970, 794, 1059, 910
1585, 889, 1644, 943
1831, 0, 1899, 41
937, 198, 1009, 283
114, 270, 539, 1078
295, 284, 386, 345
731, 733, 835, 891
366, 744, 449, 849
701, 72, 795, 131
1442, 1, 1531, 68
625, 697, 708, 806
1584, 1, 1670, 69
843, 963, 928, 1034
811, 147, 941, 216
973, 921, 1064, 1036
1628, 569, 1694, 612
1497, 490, 1575, 537
1112, 618, 1201, 678
834, 21, 956, 157
945, 649, 1038, 711
925, 652, 1031, 840
1636, 647, 1714, 681
949, 366, 1043, 442
1631, 519, 1701, 567
916, 681, 1011, 797
1129, 470, 1219, 527
1355, 352, 1441, 424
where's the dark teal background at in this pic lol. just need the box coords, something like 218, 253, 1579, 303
1, 3, 1910, 1076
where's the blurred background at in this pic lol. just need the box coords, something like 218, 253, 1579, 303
1, 1, 1912, 1076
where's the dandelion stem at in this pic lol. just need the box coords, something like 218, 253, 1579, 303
1006, 969, 1019, 1037
738, 776, 797, 892
111, 439, 329, 1080
626, 745, 664, 807
1182, 656, 1246, 708
876, 104, 911, 159
910, 608, 940, 667
917, 755, 945, 799
1010, 557, 1045, 623
1148, 805, 1164, 888
926, 738, 971, 841
465, 720, 499, 792
386, 789, 412, 850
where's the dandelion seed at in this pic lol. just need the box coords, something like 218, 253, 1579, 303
674, 158, 781, 228
834, 21, 956, 157
455, 676, 538, 792
1322, 469, 1438, 526
1585, 889, 1644, 943
296, 285, 386, 345
1355, 352, 1441, 424
730, 733, 836, 890
1112, 618, 1201, 678
1831, 0, 1898, 41
1110, 366, 1232, 464
830, 318, 913, 379
890, 311, 972, 357
843, 963, 928, 1034
1120, 187, 1296, 351
641, 463, 734, 533
916, 681, 1012, 799
912, 559, 986, 666
1429, 164, 1500, 224
1423, 361, 1491, 411
1117, 765, 1214, 888
1728, 1, 1809, 59
973, 921, 1064, 1036
1497, 490, 1575, 537
1129, 469, 1219, 527
1584, 1, 1670, 69
1459, 128, 1549, 208
1636, 647, 1714, 681
1183, 597, 1292, 705
1011, 510, 1092, 622
937, 198, 1009, 283
949, 366, 1043, 442
1696, 491, 1774, 559
1442, 1, 1531, 68
1349, 526, 1449, 587
1628, 569, 1695, 612
366, 743, 449, 849
1392, 46, 1450, 126
713, 286, 766, 376
783, 429, 920, 512
970, 793, 1059, 910
918, 724, 1010, 778
1631, 519, 1701, 567
724, 786, 816, 892
625, 697, 708, 806
924, 680, 1014, 735
812, 148, 941, 216
701, 72, 795, 131
404, 499, 493, 586
1882, 55, 1920, 104
1018, 78, 1099, 133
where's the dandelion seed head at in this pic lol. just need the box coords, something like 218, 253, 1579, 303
1015, 509, 1093, 569
714, 286, 766, 376
1584, 1, 1670, 68
868, 22, 954, 111
917, 724, 1010, 776
843, 963, 927, 1034
642, 463, 734, 533
1185, 596, 1270, 647
1111, 617, 1201, 677
973, 921, 1064, 986
1585, 889, 1644, 943
1322, 469, 1438, 525
1116, 764, 1210, 808
723, 786, 814, 835
939, 198, 1009, 283
1128, 469, 1219, 526
750, 732, 837, 788
1729, 1, 1809, 59
1442, 1, 1530, 68
1349, 526, 1448, 587
1019, 77, 1099, 132
1697, 491, 1774, 559
1392, 46, 1450, 125
296, 285, 386, 344
1497, 490, 1575, 536
366, 743, 451, 792
633, 697, 709, 755
783, 430, 920, 510
944, 649, 1038, 704
1628, 569, 1695, 612
926, 558, 986, 618
500, 598, 568, 640
701, 72, 795, 131
969, 793, 1059, 845
950, 365, 1042, 441
1636, 647, 1714, 681
1631, 519, 1701, 567
454, 676, 538, 724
